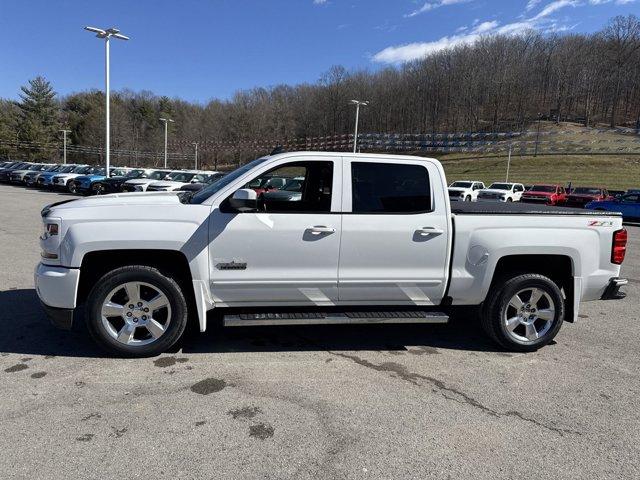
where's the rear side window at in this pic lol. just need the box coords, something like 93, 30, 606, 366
351, 162, 431, 213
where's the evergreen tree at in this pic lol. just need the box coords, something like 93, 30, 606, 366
17, 76, 60, 158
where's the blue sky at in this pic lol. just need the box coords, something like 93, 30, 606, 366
0, 0, 637, 102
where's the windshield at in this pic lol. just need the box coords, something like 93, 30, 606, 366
572, 187, 600, 195
124, 169, 145, 178
28, 164, 43, 171
111, 169, 128, 176
488, 183, 512, 190
450, 182, 472, 188
73, 166, 91, 173
44, 165, 61, 172
190, 157, 271, 204
282, 178, 304, 192
149, 170, 170, 180
205, 173, 226, 184
58, 165, 76, 173
530, 185, 556, 193
167, 172, 197, 183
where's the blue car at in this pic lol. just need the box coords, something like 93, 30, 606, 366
586, 192, 640, 221
36, 164, 77, 188
71, 167, 129, 195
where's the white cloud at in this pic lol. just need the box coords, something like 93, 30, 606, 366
406, 0, 474, 18
313, 0, 327, 4
531, 0, 579, 21
526, 0, 542, 11
372, 20, 500, 63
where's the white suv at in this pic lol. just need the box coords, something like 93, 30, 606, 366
448, 181, 485, 202
477, 182, 526, 202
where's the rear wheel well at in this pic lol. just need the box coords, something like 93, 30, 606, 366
77, 250, 194, 307
490, 254, 575, 322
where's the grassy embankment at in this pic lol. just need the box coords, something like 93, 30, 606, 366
436, 122, 640, 190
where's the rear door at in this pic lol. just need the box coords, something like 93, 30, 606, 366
338, 157, 450, 304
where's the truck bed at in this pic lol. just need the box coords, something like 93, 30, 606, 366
451, 202, 621, 216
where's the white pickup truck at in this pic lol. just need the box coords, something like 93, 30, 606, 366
35, 152, 628, 357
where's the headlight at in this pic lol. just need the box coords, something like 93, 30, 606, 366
40, 219, 61, 261
45, 223, 59, 236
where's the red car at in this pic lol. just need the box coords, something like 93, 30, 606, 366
520, 184, 567, 206
245, 176, 287, 196
565, 187, 611, 208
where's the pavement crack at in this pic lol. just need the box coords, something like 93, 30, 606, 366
329, 351, 580, 437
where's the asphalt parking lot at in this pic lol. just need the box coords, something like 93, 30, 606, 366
0, 183, 639, 480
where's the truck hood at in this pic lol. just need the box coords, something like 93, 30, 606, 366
523, 191, 554, 197
46, 191, 183, 214
125, 178, 160, 186
148, 181, 186, 188
567, 194, 598, 200
448, 187, 468, 194
478, 189, 509, 195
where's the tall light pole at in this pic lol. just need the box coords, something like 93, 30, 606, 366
534, 112, 543, 158
159, 118, 174, 168
505, 143, 512, 182
350, 100, 369, 153
193, 142, 199, 170
84, 26, 129, 177
60, 129, 71, 164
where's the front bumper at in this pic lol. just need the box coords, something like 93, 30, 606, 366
39, 302, 74, 330
600, 277, 627, 300
34, 263, 80, 329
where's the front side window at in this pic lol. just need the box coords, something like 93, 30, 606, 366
351, 162, 431, 214
226, 161, 333, 213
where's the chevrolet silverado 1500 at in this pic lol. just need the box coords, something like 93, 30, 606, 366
35, 152, 628, 356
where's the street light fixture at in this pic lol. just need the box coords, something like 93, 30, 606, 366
84, 26, 129, 177
60, 129, 71, 164
159, 118, 175, 168
350, 100, 369, 153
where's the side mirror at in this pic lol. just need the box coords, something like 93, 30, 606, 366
229, 188, 258, 212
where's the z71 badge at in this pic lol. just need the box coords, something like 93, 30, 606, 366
588, 220, 614, 227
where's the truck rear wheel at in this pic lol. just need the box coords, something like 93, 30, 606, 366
85, 265, 188, 357
481, 273, 565, 352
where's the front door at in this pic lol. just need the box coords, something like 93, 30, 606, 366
338, 158, 450, 305
208, 157, 342, 306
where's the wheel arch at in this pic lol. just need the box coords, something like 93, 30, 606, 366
77, 249, 202, 329
489, 254, 576, 323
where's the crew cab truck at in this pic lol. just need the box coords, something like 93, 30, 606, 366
35, 152, 628, 357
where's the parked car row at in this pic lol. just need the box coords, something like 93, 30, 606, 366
447, 178, 640, 221
0, 160, 225, 196
448, 181, 526, 203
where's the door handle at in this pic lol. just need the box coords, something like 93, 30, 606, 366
416, 227, 444, 236
308, 225, 336, 235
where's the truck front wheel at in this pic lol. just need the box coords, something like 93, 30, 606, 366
85, 265, 189, 357
481, 273, 565, 352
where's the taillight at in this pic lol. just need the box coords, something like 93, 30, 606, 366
612, 228, 627, 265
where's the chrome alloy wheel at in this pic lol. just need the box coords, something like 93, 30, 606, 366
503, 287, 555, 343
101, 281, 172, 346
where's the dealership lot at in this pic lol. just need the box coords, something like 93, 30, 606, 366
0, 183, 639, 480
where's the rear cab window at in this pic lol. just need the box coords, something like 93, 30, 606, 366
348, 162, 431, 214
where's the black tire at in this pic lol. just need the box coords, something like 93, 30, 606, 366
506, 197, 513, 202
481, 273, 565, 352
91, 183, 105, 195
68, 181, 77, 194
85, 265, 189, 357
465, 195, 472, 202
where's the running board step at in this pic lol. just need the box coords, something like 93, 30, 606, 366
223, 310, 449, 327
